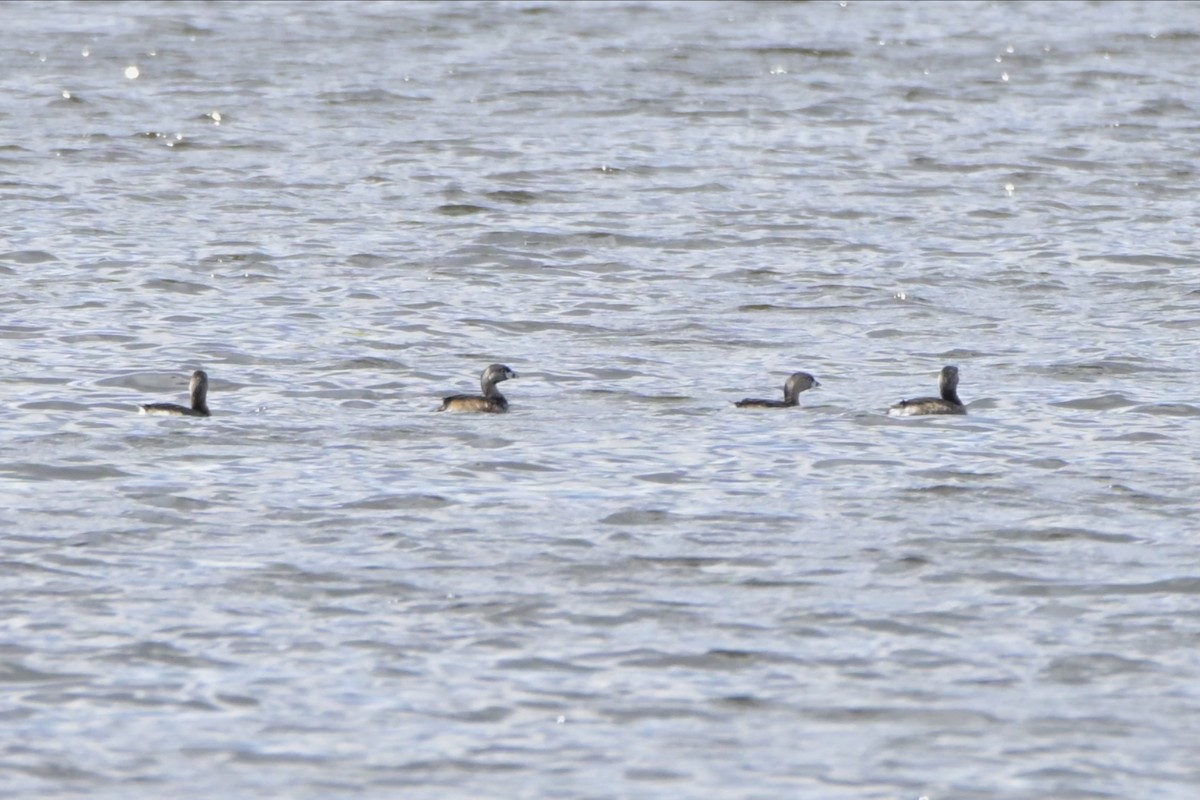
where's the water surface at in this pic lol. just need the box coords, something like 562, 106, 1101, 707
2, 2, 1200, 798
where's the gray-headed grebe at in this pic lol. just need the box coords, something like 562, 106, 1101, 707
437, 364, 517, 413
888, 365, 966, 416
139, 369, 210, 417
735, 371, 820, 408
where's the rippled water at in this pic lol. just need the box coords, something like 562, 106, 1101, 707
3, 1, 1200, 797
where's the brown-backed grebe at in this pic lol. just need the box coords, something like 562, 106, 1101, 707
437, 364, 517, 413
888, 365, 966, 416
139, 369, 211, 417
734, 371, 820, 408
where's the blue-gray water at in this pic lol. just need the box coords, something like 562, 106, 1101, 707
3, 1, 1200, 797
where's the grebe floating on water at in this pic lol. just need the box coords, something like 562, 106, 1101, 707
437, 364, 517, 413
734, 371, 820, 408
888, 365, 966, 416
139, 370, 210, 417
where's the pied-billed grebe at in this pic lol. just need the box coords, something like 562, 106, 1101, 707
437, 364, 517, 413
735, 371, 820, 408
139, 369, 211, 417
888, 365, 966, 416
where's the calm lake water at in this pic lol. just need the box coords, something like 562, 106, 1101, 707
3, 1, 1200, 798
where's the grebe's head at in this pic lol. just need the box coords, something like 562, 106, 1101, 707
939, 366, 959, 391
783, 371, 819, 400
482, 364, 517, 385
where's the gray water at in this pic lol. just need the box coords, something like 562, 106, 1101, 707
3, 1, 1200, 797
